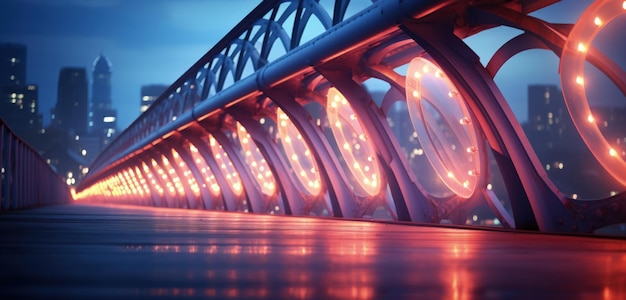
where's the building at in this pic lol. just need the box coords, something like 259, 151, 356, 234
590, 106, 626, 159
0, 44, 43, 146
0, 43, 26, 86
523, 84, 621, 199
140, 84, 168, 113
525, 84, 577, 148
52, 67, 88, 134
89, 54, 117, 147
0, 84, 43, 141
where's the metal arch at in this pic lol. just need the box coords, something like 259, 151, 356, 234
254, 18, 291, 66
476, 6, 626, 97
232, 39, 262, 81
213, 53, 236, 92
282, 0, 333, 49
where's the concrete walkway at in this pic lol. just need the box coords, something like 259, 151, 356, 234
1, 203, 625, 299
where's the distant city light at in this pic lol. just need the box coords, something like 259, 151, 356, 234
103, 116, 116, 123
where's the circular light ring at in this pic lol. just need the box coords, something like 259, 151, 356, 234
560, 0, 626, 186
405, 57, 482, 199
209, 135, 244, 197
134, 165, 151, 197
276, 108, 322, 196
236, 122, 277, 196
143, 161, 164, 196
326, 87, 382, 197
189, 143, 221, 197
161, 155, 184, 197
171, 149, 201, 198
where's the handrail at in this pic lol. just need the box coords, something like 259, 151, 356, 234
0, 118, 71, 211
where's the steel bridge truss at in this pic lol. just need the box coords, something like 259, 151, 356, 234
76, 0, 626, 233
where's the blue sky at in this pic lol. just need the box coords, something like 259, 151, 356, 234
1, 0, 260, 128
2, 0, 618, 130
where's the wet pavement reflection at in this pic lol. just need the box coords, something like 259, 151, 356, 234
1, 203, 626, 299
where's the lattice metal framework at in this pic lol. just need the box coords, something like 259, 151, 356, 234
76, 0, 626, 233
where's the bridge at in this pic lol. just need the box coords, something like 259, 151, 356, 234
2, 0, 626, 298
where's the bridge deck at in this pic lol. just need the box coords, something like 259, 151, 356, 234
1, 204, 625, 299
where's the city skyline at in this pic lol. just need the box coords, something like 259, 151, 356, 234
1, 0, 261, 129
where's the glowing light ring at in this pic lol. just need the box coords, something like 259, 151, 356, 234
161, 155, 182, 197
236, 122, 277, 196
171, 149, 201, 198
134, 166, 151, 197
144, 161, 164, 196
326, 87, 382, 197
560, 0, 626, 186
209, 135, 244, 197
405, 57, 482, 199
276, 108, 322, 196
189, 144, 221, 197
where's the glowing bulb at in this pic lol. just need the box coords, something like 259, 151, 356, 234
623, 1, 626, 10
587, 114, 595, 123
610, 148, 617, 157
577, 43, 587, 53
575, 76, 584, 86
594, 16, 602, 26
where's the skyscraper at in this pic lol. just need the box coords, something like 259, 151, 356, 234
140, 84, 168, 113
0, 44, 43, 146
52, 67, 88, 134
89, 54, 117, 146
0, 84, 42, 137
0, 43, 26, 86
523, 84, 619, 199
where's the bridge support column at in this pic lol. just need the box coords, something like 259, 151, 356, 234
401, 23, 553, 230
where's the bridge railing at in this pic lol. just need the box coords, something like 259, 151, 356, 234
0, 118, 71, 211
87, 0, 367, 179
77, 0, 626, 234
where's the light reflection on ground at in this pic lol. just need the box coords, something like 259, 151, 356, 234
0, 203, 625, 299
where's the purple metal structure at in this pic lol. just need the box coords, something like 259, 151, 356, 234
0, 119, 71, 210
75, 0, 626, 233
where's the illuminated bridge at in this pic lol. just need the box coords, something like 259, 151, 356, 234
2, 0, 626, 298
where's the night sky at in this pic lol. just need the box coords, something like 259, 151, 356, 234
3, 0, 619, 131
1, 0, 259, 129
